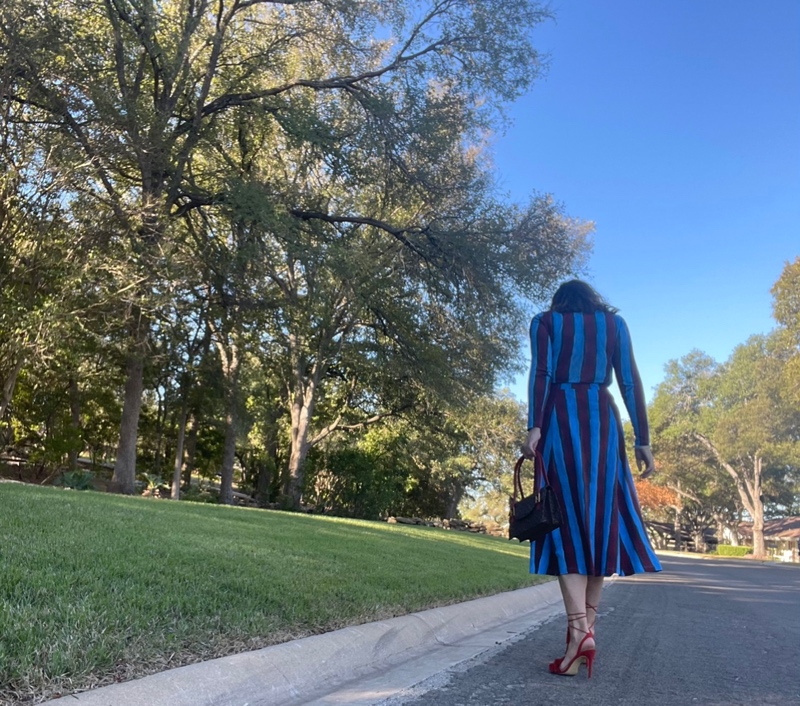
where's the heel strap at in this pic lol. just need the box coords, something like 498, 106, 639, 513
566, 612, 591, 637
585, 603, 598, 630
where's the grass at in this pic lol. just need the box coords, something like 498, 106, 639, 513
0, 482, 545, 705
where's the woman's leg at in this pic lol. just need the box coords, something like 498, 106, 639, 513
557, 574, 594, 664
586, 576, 604, 633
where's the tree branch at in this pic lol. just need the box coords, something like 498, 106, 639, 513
692, 432, 756, 515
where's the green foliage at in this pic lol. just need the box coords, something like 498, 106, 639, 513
304, 447, 406, 519
180, 484, 218, 504
0, 483, 546, 704
771, 257, 800, 340
715, 545, 753, 557
649, 263, 800, 554
55, 469, 94, 491
0, 0, 587, 512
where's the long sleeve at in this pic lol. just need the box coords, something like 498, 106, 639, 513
612, 315, 649, 445
527, 313, 552, 429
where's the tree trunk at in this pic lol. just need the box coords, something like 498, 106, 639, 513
219, 399, 238, 505
153, 388, 166, 476
445, 490, 462, 520
287, 391, 314, 509
182, 413, 198, 490
256, 460, 272, 507
217, 342, 240, 506
112, 347, 145, 494
751, 455, 766, 559
673, 508, 683, 552
256, 406, 280, 507
68, 375, 81, 472
0, 356, 23, 421
286, 341, 323, 509
693, 530, 705, 553
171, 400, 188, 500
694, 433, 766, 558
673, 481, 683, 551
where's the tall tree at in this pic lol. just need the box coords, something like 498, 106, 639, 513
1, 0, 570, 496
651, 338, 798, 558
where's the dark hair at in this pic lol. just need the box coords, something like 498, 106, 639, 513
549, 280, 618, 314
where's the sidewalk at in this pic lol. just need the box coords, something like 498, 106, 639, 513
45, 581, 564, 706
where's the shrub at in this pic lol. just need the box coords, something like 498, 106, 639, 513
181, 485, 218, 504
55, 469, 95, 491
715, 544, 753, 557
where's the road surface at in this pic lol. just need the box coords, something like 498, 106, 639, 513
389, 556, 800, 706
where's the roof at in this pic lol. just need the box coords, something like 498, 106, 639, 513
739, 517, 800, 539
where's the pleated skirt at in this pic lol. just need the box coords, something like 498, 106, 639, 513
530, 383, 662, 577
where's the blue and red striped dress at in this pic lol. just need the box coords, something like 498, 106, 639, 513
527, 310, 662, 577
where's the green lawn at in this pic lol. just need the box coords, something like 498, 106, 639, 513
0, 483, 545, 704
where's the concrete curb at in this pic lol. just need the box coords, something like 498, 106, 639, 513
45, 580, 562, 706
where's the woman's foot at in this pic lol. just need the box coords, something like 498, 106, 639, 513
551, 613, 596, 677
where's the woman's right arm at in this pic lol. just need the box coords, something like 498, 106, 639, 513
522, 314, 551, 457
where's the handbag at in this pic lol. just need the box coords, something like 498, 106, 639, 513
508, 452, 562, 543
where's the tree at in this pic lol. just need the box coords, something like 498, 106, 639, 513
650, 338, 798, 558
2, 0, 581, 501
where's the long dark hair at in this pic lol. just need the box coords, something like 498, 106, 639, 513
549, 280, 618, 314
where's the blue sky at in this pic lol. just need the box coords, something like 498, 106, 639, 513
496, 0, 800, 407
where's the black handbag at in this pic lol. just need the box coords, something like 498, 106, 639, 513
509, 452, 562, 543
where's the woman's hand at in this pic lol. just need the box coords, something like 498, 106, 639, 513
635, 445, 656, 479
521, 427, 541, 459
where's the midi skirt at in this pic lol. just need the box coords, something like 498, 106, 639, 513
530, 383, 662, 577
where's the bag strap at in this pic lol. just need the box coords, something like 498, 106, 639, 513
513, 451, 548, 503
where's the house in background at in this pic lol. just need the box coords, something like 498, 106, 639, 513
649, 517, 800, 562
737, 517, 800, 562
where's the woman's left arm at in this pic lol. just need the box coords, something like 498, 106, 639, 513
612, 316, 650, 447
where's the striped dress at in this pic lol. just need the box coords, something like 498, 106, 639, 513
527, 311, 662, 577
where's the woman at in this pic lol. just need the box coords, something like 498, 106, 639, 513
520, 280, 661, 678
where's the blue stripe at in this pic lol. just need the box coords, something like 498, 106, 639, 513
545, 423, 570, 576
619, 517, 646, 575
616, 317, 640, 436
565, 387, 586, 522
569, 314, 584, 379
551, 420, 587, 574
539, 536, 553, 573
600, 417, 618, 571
588, 386, 600, 566
527, 316, 540, 429
532, 425, 557, 573
555, 529, 568, 574
527, 315, 552, 429
594, 312, 607, 382
621, 472, 663, 570
552, 314, 563, 378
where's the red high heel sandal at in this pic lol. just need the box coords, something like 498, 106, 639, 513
551, 614, 596, 678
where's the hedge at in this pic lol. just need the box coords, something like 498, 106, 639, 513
715, 544, 753, 557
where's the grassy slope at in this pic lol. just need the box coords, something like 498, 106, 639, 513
0, 483, 544, 704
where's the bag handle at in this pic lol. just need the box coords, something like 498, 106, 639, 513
513, 452, 548, 504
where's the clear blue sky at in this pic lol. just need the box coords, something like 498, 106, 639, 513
497, 0, 800, 407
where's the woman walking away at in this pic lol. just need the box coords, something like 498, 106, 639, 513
520, 280, 661, 678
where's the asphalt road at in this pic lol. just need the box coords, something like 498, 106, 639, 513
388, 556, 800, 706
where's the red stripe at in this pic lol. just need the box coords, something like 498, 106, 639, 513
580, 313, 597, 381
552, 390, 581, 572
574, 385, 595, 572
555, 314, 574, 380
